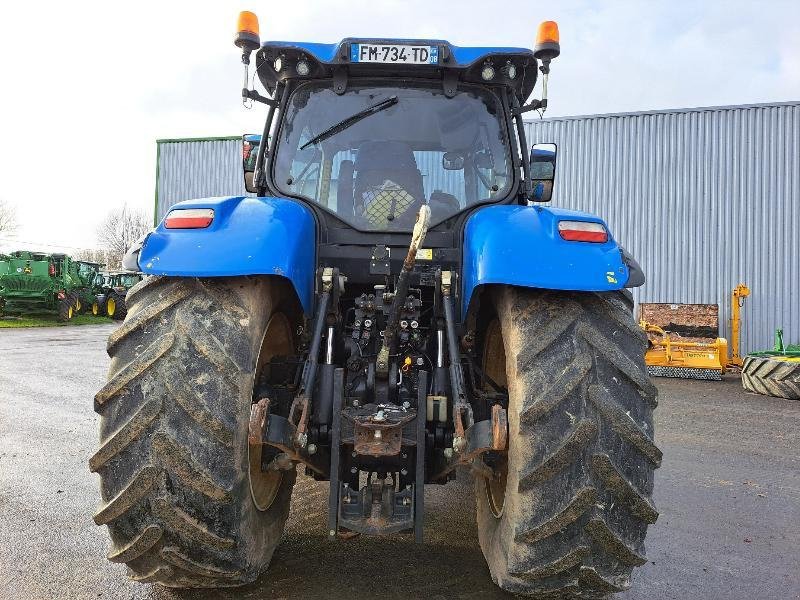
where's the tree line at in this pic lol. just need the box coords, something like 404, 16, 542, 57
0, 201, 150, 270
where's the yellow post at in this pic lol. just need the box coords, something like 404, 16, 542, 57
729, 283, 750, 367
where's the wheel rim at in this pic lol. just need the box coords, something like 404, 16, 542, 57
483, 318, 509, 518
107, 298, 115, 316
92, 302, 98, 315
248, 312, 294, 511
76, 299, 81, 311
68, 306, 73, 319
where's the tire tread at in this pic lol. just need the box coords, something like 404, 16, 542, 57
476, 288, 660, 597
742, 355, 800, 400
92, 276, 295, 588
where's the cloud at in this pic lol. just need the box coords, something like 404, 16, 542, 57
0, 0, 797, 250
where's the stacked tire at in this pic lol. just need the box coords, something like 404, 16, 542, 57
742, 355, 800, 400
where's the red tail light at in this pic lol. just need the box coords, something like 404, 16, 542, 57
165, 208, 214, 229
558, 220, 608, 243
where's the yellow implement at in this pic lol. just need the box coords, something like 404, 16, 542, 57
640, 321, 728, 380
641, 283, 750, 380
727, 283, 750, 368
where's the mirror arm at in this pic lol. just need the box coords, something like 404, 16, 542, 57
242, 88, 278, 107
252, 101, 277, 194
513, 99, 546, 116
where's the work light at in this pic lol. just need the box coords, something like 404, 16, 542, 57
534, 21, 560, 61
557, 220, 608, 243
234, 11, 260, 54
164, 208, 215, 229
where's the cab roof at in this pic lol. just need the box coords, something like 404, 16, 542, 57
256, 38, 538, 102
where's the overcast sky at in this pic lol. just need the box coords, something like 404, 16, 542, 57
0, 0, 797, 251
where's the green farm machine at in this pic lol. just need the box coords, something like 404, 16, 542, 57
0, 251, 81, 321
75, 261, 105, 315
94, 271, 144, 320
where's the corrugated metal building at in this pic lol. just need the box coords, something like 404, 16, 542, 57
155, 137, 243, 224
525, 101, 799, 355
155, 138, 472, 219
154, 101, 799, 353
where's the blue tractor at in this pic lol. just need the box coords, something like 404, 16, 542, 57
92, 13, 658, 597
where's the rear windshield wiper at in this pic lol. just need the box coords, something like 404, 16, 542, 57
300, 96, 398, 149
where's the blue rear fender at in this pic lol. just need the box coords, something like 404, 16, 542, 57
138, 196, 316, 314
461, 205, 631, 314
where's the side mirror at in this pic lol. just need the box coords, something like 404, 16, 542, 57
442, 151, 465, 171
530, 142, 557, 202
243, 134, 261, 194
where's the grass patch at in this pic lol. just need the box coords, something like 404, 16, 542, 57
0, 314, 114, 328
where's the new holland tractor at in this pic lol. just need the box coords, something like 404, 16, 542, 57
91, 13, 659, 597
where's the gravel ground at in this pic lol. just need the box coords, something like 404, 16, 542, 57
1, 324, 799, 599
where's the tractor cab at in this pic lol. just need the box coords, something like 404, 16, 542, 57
76, 261, 103, 288
243, 36, 558, 237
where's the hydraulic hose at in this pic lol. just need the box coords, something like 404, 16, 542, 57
376, 205, 431, 374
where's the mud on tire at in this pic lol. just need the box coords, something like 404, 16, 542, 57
476, 287, 661, 598
91, 276, 297, 587
742, 354, 800, 400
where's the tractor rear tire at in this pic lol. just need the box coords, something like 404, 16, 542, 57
58, 298, 74, 322
76, 289, 92, 314
91, 276, 297, 587
67, 292, 81, 313
741, 355, 800, 400
97, 295, 107, 317
106, 291, 127, 321
475, 287, 660, 598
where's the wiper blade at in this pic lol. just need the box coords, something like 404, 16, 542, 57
300, 96, 398, 149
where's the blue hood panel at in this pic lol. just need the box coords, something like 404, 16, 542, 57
140, 196, 316, 313
257, 39, 538, 101
462, 205, 629, 313
264, 39, 533, 68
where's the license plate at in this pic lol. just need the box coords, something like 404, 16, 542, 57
351, 44, 438, 65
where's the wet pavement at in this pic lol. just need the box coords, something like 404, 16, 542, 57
1, 324, 799, 599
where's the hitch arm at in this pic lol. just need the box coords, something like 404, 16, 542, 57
433, 404, 507, 481
441, 271, 474, 451
289, 269, 334, 447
